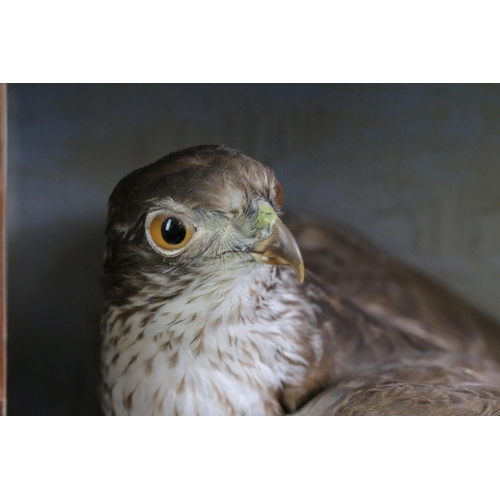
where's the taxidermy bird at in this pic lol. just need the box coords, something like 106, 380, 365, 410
101, 145, 500, 415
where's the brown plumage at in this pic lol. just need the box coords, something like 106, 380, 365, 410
101, 145, 500, 415
281, 215, 500, 414
286, 214, 500, 361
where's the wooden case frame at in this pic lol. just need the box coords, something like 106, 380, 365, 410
0, 83, 6, 415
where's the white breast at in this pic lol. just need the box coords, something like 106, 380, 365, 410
101, 266, 312, 415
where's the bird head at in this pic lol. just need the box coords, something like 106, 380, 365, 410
104, 145, 304, 296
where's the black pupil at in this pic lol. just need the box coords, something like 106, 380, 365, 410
161, 218, 186, 245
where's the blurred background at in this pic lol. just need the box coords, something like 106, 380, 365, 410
7, 83, 500, 415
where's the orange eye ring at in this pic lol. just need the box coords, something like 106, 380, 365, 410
148, 213, 194, 251
274, 181, 284, 208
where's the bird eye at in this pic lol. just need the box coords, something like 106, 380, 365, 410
148, 214, 194, 251
274, 181, 284, 208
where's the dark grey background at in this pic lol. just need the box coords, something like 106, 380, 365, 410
7, 84, 500, 415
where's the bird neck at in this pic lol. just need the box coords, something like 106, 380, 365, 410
157, 262, 280, 327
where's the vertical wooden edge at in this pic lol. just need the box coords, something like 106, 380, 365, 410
0, 83, 6, 416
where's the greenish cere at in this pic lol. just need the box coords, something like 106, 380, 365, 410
256, 203, 278, 229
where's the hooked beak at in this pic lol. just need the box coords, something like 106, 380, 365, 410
250, 218, 305, 283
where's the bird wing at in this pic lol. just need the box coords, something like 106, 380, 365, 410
293, 355, 500, 416
284, 212, 500, 363
294, 381, 500, 416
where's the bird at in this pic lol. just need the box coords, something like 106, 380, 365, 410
100, 144, 500, 415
